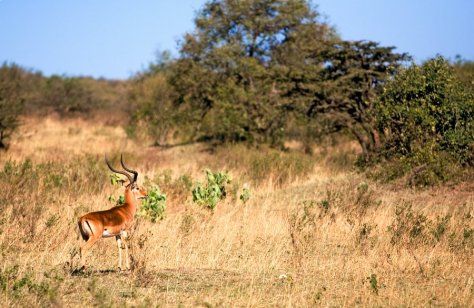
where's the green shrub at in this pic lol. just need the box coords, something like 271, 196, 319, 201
192, 169, 230, 210
367, 274, 379, 295
138, 186, 166, 222
375, 56, 474, 185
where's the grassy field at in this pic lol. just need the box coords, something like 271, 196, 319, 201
0, 116, 473, 307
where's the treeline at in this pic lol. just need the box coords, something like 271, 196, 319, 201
0, 63, 129, 146
1, 0, 474, 185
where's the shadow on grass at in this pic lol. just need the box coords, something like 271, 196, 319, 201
70, 266, 127, 277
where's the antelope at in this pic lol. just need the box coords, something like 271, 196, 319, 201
78, 155, 147, 270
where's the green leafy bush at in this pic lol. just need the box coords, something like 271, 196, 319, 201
138, 186, 166, 222
192, 169, 230, 210
375, 56, 474, 185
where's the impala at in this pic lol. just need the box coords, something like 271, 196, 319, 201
78, 155, 147, 270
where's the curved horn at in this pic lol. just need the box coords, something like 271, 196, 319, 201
105, 155, 133, 185
120, 154, 138, 183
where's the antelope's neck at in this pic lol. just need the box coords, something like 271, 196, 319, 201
124, 188, 138, 215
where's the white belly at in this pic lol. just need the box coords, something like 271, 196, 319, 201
102, 229, 120, 238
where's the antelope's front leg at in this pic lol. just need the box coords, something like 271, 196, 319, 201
122, 231, 131, 270
116, 235, 123, 270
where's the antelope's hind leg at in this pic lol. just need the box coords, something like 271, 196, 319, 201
80, 236, 100, 269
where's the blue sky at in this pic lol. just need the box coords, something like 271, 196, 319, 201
1, 0, 473, 79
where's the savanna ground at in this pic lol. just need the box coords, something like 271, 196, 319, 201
1, 116, 473, 307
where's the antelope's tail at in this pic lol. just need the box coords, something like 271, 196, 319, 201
78, 218, 92, 241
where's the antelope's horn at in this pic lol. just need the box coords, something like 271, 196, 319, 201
120, 154, 138, 183
105, 155, 133, 185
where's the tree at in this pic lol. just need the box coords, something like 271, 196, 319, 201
375, 57, 474, 184
132, 0, 409, 151
302, 40, 410, 158
0, 63, 26, 148
169, 0, 337, 146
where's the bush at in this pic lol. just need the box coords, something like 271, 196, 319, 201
192, 169, 230, 210
138, 186, 166, 222
239, 186, 251, 204
374, 57, 474, 185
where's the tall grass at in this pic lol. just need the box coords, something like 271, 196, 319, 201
210, 144, 317, 187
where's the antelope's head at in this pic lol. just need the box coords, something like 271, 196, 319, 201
105, 154, 148, 201
129, 182, 148, 200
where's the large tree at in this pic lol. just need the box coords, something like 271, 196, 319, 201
135, 0, 409, 152
169, 0, 337, 146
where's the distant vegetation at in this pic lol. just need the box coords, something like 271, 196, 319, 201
0, 62, 129, 147
1, 0, 474, 186
0, 63, 27, 148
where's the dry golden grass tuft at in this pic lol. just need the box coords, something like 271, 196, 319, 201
0, 116, 473, 306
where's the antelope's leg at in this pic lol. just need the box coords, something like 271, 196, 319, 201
80, 236, 100, 268
116, 235, 123, 270
122, 231, 130, 270
124, 238, 130, 270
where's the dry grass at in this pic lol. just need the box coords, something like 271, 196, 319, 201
0, 116, 473, 307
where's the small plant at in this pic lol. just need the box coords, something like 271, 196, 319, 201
368, 273, 379, 295
192, 169, 230, 210
117, 195, 125, 205
239, 186, 251, 204
138, 186, 166, 222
